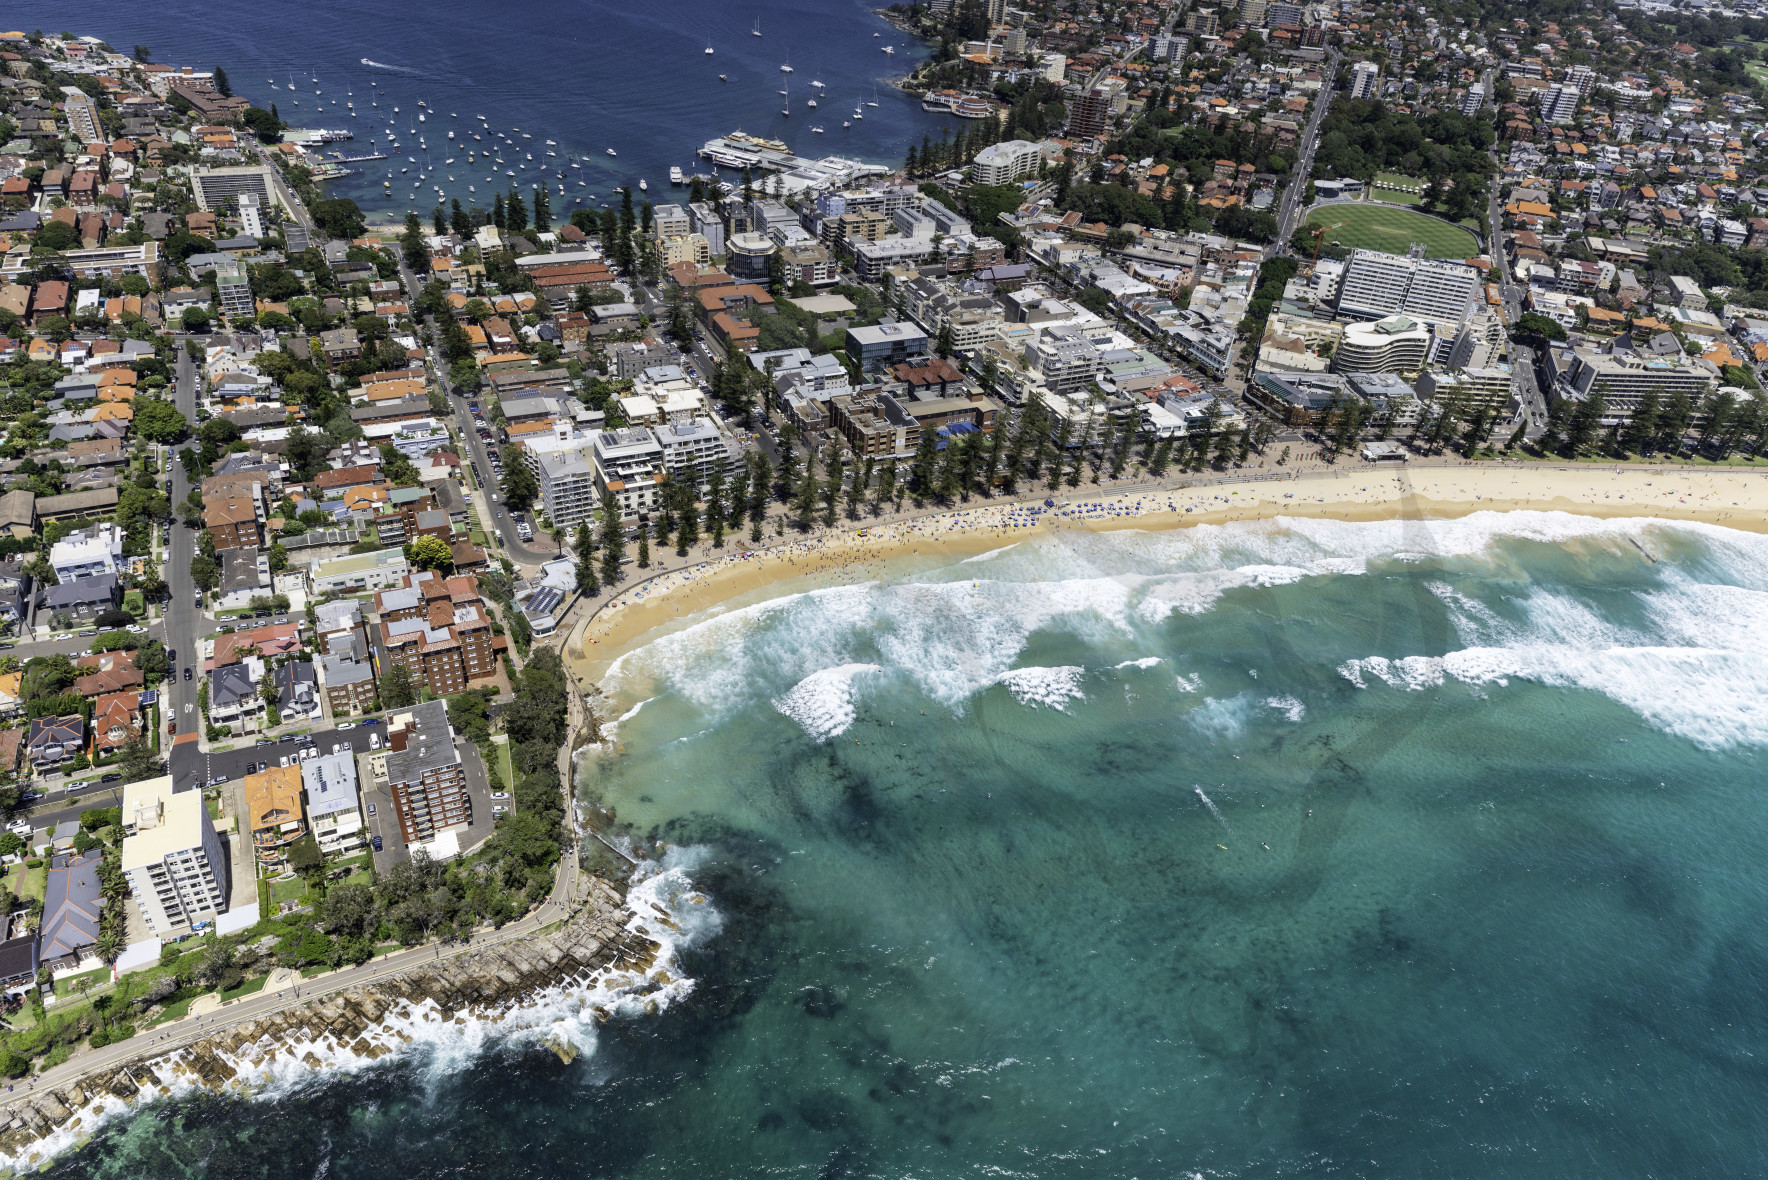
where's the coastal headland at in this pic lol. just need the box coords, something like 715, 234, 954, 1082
0, 878, 657, 1172
565, 462, 1768, 687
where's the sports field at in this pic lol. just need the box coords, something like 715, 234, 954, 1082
1305, 203, 1480, 259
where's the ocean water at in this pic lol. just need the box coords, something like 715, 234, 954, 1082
43, 511, 1768, 1178
26, 0, 953, 220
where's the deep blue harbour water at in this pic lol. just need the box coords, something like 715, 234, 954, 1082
24, 511, 1768, 1178
24, 0, 956, 221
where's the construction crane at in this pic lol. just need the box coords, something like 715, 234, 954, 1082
1308, 220, 1345, 266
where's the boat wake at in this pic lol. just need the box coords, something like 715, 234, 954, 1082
359, 58, 421, 75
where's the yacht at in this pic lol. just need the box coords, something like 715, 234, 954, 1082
670, 166, 684, 184
752, 17, 762, 36
606, 147, 618, 156
706, 44, 714, 55
780, 58, 793, 73
812, 126, 824, 133
808, 98, 818, 108
418, 112, 425, 122
719, 74, 727, 81
882, 45, 895, 55
638, 178, 648, 190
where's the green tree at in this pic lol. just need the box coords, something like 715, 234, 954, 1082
574, 522, 600, 595
406, 534, 453, 572
381, 662, 417, 709
132, 399, 188, 443
598, 492, 625, 585
499, 446, 538, 513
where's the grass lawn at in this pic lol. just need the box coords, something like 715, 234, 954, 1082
493, 736, 514, 791
13, 862, 46, 906
269, 875, 308, 905
53, 967, 109, 998
149, 995, 196, 1025
1371, 172, 1424, 205
1305, 203, 1479, 259
219, 974, 269, 1002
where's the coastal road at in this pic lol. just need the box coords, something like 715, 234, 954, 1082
0, 778, 591, 1109
1272, 47, 1340, 257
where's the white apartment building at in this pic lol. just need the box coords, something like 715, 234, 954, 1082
971, 139, 1047, 186
303, 751, 365, 855
593, 427, 667, 522
1334, 315, 1433, 373
1350, 61, 1381, 99
1335, 248, 1481, 330
1540, 83, 1580, 125
49, 523, 124, 582
1559, 349, 1719, 426
655, 417, 739, 491
122, 776, 229, 935
1026, 326, 1102, 395
1448, 307, 1506, 369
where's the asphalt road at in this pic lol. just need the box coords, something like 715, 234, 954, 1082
393, 260, 557, 567
1272, 48, 1340, 256
164, 349, 203, 780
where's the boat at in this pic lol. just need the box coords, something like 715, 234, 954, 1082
639, 178, 648, 190
807, 98, 817, 108
719, 73, 727, 81
418, 112, 425, 122
752, 17, 762, 36
445, 157, 455, 163
448, 131, 454, 139
545, 139, 556, 145
882, 45, 895, 55
843, 120, 849, 127
607, 147, 617, 156
867, 87, 879, 106
705, 44, 714, 55
670, 166, 684, 185
780, 58, 793, 73
812, 126, 824, 133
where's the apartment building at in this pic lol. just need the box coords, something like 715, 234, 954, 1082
377, 573, 501, 697
204, 487, 265, 552
242, 764, 306, 868
318, 650, 378, 717
593, 427, 667, 522
303, 751, 364, 855
846, 323, 931, 373
48, 523, 123, 582
1558, 349, 1719, 426
1026, 326, 1102, 395
971, 139, 1047, 186
1334, 315, 1433, 373
1415, 367, 1515, 417
375, 701, 470, 847
654, 417, 737, 491
1335, 248, 1481, 329
121, 775, 229, 935
828, 392, 922, 458
1349, 61, 1381, 99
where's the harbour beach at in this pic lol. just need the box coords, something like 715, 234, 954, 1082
566, 461, 1768, 687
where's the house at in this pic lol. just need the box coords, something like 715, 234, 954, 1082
274, 661, 321, 721
74, 650, 143, 699
242, 764, 306, 867
90, 690, 143, 759
26, 715, 84, 770
39, 850, 102, 971
37, 573, 120, 623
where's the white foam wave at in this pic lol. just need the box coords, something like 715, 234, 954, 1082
1264, 695, 1307, 722
0, 849, 719, 1173
1175, 673, 1203, 693
772, 664, 880, 741
1115, 656, 1164, 669
995, 666, 1086, 711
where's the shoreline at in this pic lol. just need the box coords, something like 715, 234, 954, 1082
563, 461, 1768, 694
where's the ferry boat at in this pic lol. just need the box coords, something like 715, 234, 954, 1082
669, 166, 684, 185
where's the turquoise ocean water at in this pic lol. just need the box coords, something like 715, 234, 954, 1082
45, 511, 1768, 1176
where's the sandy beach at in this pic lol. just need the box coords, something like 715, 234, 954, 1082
561, 461, 1768, 690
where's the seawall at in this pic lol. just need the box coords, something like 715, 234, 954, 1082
0, 877, 658, 1169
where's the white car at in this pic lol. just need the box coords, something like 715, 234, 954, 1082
332, 743, 346, 755
278, 755, 291, 768
369, 733, 382, 750
337, 722, 357, 730
126, 625, 148, 635
490, 791, 510, 800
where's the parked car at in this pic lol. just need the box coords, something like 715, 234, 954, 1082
490, 791, 510, 800
100, 773, 121, 784
493, 805, 510, 815
126, 625, 148, 635
337, 722, 356, 730
209, 774, 228, 786
371, 835, 383, 852
168, 649, 178, 663
78, 630, 96, 637
367, 802, 376, 816
369, 733, 382, 750
361, 718, 382, 726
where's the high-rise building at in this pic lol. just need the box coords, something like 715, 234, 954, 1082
121, 775, 229, 935
1239, 0, 1270, 26
1540, 83, 1579, 124
1335, 248, 1481, 329
1459, 83, 1486, 117
374, 701, 470, 849
1333, 315, 1433, 373
1349, 61, 1381, 99
971, 139, 1046, 186
61, 89, 101, 143
237, 191, 266, 238
1067, 87, 1115, 139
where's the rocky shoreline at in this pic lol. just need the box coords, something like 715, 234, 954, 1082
0, 877, 660, 1170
